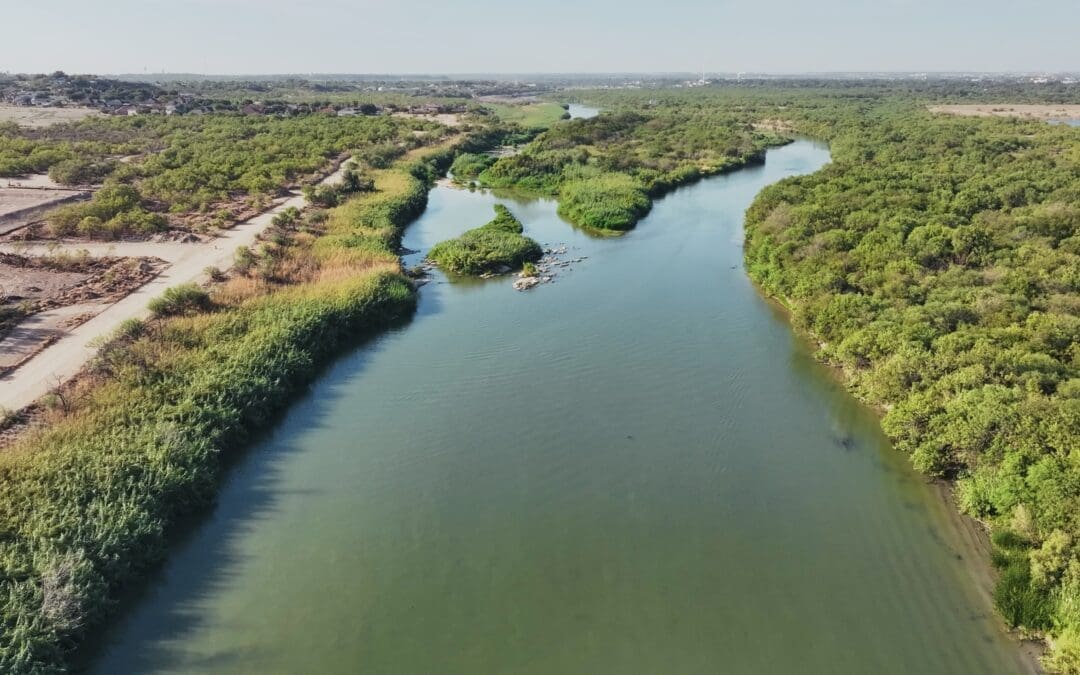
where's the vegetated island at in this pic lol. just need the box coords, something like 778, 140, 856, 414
427, 204, 542, 275
469, 111, 788, 232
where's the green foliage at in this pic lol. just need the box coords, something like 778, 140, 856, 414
147, 284, 213, 316
476, 107, 784, 230
47, 157, 116, 186
449, 152, 495, 182
303, 166, 375, 207
0, 144, 450, 673
721, 87, 1080, 667
558, 173, 651, 231
428, 204, 542, 275
0, 112, 442, 238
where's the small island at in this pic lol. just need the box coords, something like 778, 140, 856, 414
427, 204, 542, 275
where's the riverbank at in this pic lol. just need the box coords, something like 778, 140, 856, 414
743, 107, 1079, 672
0, 143, 458, 673
84, 140, 1034, 675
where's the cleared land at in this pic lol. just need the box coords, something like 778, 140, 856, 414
1, 174, 89, 235
0, 252, 165, 371
392, 112, 462, 127
0, 160, 354, 412
0, 104, 103, 128
484, 101, 568, 127
929, 104, 1080, 119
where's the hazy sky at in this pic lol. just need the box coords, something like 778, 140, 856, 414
2, 0, 1076, 75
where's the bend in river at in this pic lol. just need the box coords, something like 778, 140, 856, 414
87, 140, 1033, 674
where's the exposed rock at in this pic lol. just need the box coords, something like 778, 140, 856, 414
513, 276, 540, 291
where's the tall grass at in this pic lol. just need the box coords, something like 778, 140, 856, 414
0, 144, 458, 673
557, 173, 651, 231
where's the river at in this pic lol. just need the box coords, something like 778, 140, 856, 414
86, 140, 1033, 674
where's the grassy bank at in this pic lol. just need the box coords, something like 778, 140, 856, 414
485, 102, 569, 129
428, 204, 542, 274
0, 144, 459, 673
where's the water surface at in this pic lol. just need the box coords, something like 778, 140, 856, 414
567, 103, 599, 119
89, 141, 1031, 674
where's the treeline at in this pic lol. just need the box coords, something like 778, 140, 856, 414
563, 83, 1080, 671
475, 109, 786, 230
731, 97, 1078, 671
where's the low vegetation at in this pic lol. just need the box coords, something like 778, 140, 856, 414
558, 173, 651, 231
0, 137, 468, 672
475, 109, 786, 230
448, 152, 496, 183
428, 204, 542, 274
1, 113, 445, 239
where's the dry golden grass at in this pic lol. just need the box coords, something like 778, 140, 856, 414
214, 275, 271, 306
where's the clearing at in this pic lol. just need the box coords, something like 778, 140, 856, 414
0, 178, 89, 235
929, 104, 1080, 119
0, 104, 104, 128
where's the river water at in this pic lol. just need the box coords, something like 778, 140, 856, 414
87, 140, 1032, 674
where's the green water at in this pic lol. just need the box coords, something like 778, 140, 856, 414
87, 141, 1031, 674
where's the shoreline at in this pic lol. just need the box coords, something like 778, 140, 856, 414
748, 236, 1050, 674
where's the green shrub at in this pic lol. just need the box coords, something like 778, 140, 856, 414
449, 152, 495, 182
558, 173, 651, 231
147, 284, 212, 317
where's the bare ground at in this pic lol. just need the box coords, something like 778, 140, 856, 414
0, 159, 356, 413
392, 112, 462, 127
0, 187, 88, 235
0, 253, 166, 372
929, 104, 1080, 119
0, 104, 104, 128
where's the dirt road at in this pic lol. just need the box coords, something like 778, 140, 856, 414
0, 162, 352, 413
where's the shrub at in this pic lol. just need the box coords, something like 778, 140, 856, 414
147, 284, 212, 317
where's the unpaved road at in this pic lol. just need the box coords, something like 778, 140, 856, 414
0, 162, 352, 413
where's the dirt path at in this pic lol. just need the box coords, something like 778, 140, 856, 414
0, 162, 352, 413
0, 240, 199, 262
